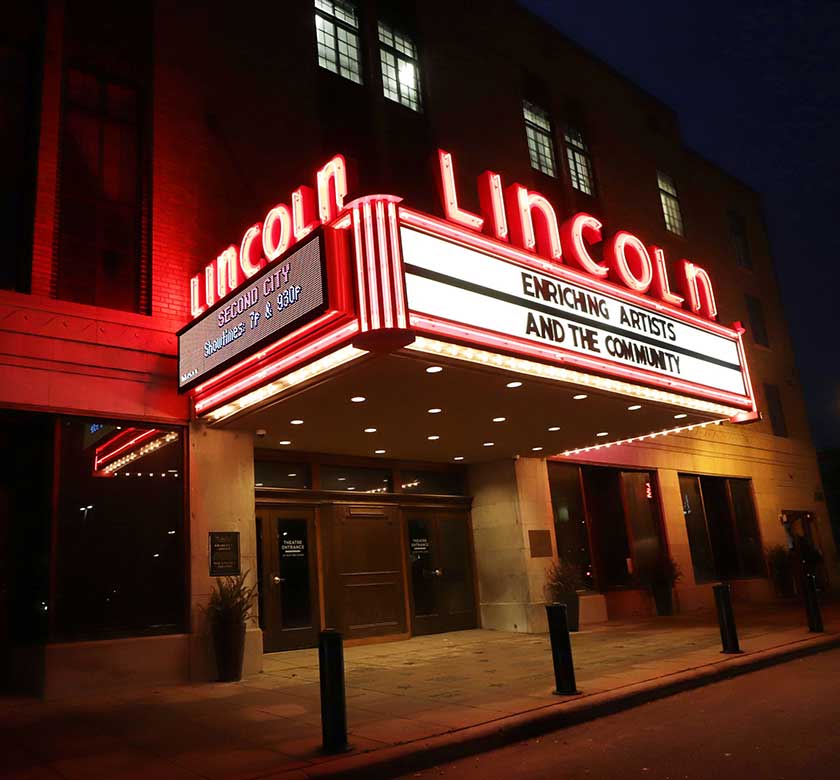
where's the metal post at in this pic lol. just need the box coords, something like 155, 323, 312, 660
545, 603, 578, 695
803, 573, 824, 633
318, 629, 348, 753
713, 583, 741, 654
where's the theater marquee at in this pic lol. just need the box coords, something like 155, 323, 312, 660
179, 148, 757, 431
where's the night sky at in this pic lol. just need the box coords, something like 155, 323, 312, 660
521, 0, 840, 451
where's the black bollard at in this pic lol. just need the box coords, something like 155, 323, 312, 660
803, 573, 824, 633
545, 603, 578, 695
713, 583, 741, 654
318, 629, 348, 753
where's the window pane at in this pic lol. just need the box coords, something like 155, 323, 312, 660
548, 462, 594, 589
679, 474, 717, 583
729, 211, 752, 269
764, 383, 788, 437
254, 461, 311, 489
316, 1, 362, 84
700, 476, 740, 580
564, 126, 595, 195
54, 419, 185, 640
399, 469, 464, 495
657, 171, 684, 236
320, 464, 392, 493
729, 479, 764, 577
378, 22, 422, 111
621, 471, 664, 570
523, 101, 556, 177
745, 294, 769, 347
582, 467, 631, 588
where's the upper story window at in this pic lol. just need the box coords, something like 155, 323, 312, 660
564, 125, 595, 195
657, 170, 684, 236
745, 293, 770, 347
523, 100, 556, 177
57, 68, 147, 313
729, 210, 752, 269
764, 384, 788, 437
377, 22, 422, 112
314, 0, 363, 84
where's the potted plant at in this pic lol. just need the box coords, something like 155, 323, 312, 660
766, 544, 795, 598
205, 572, 258, 682
634, 556, 681, 616
544, 559, 586, 631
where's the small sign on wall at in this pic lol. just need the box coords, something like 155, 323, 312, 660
209, 531, 241, 576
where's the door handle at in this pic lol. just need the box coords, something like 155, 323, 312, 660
272, 575, 284, 584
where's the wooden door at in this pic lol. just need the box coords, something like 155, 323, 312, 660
256, 507, 320, 652
406, 509, 476, 635
331, 505, 407, 640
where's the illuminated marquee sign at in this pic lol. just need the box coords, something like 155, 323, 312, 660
184, 147, 756, 424
178, 232, 327, 390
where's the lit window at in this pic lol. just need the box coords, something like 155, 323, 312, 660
523, 101, 556, 177
378, 22, 422, 112
314, 0, 363, 84
564, 125, 595, 195
729, 210, 752, 269
657, 171, 684, 236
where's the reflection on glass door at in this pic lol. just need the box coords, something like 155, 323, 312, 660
257, 508, 319, 651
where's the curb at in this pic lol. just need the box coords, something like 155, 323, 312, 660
266, 631, 840, 780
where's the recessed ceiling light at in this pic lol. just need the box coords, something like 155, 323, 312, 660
674, 413, 688, 419
492, 416, 506, 423
532, 446, 543, 451
506, 381, 522, 388
287, 473, 297, 477
548, 426, 560, 432
279, 440, 291, 445
255, 482, 264, 487
427, 435, 440, 441
364, 427, 377, 433
290, 419, 304, 425
428, 408, 442, 414
483, 441, 495, 447
573, 394, 588, 400
351, 396, 366, 403
347, 486, 356, 490
337, 476, 346, 481
374, 449, 386, 454
628, 404, 642, 411
453, 456, 464, 461
596, 431, 609, 437
426, 366, 443, 374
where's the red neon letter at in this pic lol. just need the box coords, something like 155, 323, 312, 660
316, 154, 348, 223
239, 224, 264, 279
678, 259, 718, 319
649, 246, 684, 307
262, 204, 292, 261
504, 184, 562, 261
292, 185, 318, 240
215, 246, 239, 298
190, 275, 205, 318
560, 213, 607, 278
605, 231, 653, 293
204, 262, 217, 307
478, 170, 508, 241
437, 149, 484, 232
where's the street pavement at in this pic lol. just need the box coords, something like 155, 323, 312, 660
398, 647, 840, 780
0, 603, 836, 779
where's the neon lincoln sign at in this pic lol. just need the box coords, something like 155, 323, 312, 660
189, 155, 348, 318
436, 149, 717, 320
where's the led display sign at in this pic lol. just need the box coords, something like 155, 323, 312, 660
178, 232, 327, 390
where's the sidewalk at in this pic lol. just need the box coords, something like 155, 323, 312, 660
2, 603, 838, 780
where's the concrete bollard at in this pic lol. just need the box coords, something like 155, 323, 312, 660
318, 629, 348, 752
545, 603, 578, 695
713, 583, 741, 654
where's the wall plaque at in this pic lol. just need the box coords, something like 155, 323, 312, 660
209, 531, 241, 576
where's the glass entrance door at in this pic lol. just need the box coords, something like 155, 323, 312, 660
406, 509, 476, 635
256, 507, 319, 651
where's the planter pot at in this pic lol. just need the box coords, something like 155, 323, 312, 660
552, 592, 580, 631
212, 617, 246, 682
652, 585, 674, 616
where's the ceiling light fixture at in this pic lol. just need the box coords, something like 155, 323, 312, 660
453, 456, 464, 461
279, 440, 291, 445
351, 396, 366, 403
506, 381, 522, 388
427, 435, 440, 441
628, 404, 642, 411
596, 431, 609, 437
428, 408, 442, 414
492, 416, 506, 423
290, 419, 304, 425
548, 426, 560, 432
573, 394, 588, 400
374, 449, 386, 454
426, 366, 443, 374
364, 427, 377, 433
483, 442, 495, 447
674, 413, 688, 419
532, 446, 543, 451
